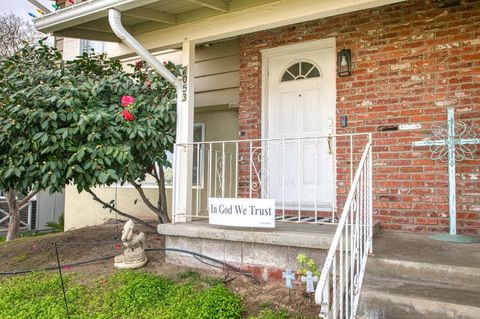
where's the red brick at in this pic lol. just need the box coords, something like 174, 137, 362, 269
238, 0, 480, 235
266, 268, 284, 281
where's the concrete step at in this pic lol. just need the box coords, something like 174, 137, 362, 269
357, 277, 480, 319
367, 257, 480, 290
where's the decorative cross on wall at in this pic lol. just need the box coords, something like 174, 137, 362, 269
412, 107, 480, 243
282, 269, 295, 289
301, 271, 319, 293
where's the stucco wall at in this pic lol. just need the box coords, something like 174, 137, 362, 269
64, 185, 170, 230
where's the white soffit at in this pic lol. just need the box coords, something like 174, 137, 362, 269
110, 0, 406, 56
36, 0, 406, 56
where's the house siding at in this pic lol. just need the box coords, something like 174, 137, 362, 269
239, 0, 480, 234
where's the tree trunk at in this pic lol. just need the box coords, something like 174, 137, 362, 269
86, 189, 157, 232
157, 166, 170, 224
5, 190, 20, 241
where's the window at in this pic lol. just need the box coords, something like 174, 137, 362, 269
281, 61, 321, 82
110, 123, 205, 189
162, 122, 205, 188
79, 40, 105, 54
192, 123, 206, 188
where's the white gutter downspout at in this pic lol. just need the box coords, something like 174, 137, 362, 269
108, 9, 180, 89
109, 9, 190, 224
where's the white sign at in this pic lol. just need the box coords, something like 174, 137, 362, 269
208, 198, 275, 228
399, 123, 422, 130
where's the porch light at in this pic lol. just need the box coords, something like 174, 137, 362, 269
337, 49, 351, 77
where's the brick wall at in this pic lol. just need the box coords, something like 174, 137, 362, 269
239, 0, 480, 234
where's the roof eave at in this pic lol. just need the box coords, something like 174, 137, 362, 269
34, 0, 159, 34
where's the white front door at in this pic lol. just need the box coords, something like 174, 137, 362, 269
266, 46, 336, 211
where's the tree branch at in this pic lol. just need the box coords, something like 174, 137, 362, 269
147, 166, 170, 224
85, 188, 156, 231
147, 170, 161, 185
18, 190, 38, 207
128, 178, 160, 214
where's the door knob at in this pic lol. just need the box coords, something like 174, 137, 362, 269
327, 128, 333, 155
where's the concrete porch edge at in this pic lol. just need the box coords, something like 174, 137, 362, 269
158, 221, 380, 250
158, 222, 335, 249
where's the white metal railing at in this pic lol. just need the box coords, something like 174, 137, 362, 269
173, 133, 371, 224
314, 134, 373, 318
0, 199, 34, 231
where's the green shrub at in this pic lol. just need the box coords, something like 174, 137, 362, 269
46, 214, 64, 232
0, 272, 88, 319
98, 271, 172, 318
0, 271, 244, 319
296, 253, 320, 277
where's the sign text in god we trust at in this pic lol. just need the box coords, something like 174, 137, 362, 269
208, 198, 275, 228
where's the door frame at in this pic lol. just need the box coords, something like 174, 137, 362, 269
260, 38, 337, 210
260, 37, 336, 140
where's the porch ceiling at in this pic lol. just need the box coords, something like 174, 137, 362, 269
35, 0, 276, 42
35, 0, 406, 54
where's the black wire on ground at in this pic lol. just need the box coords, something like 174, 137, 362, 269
0, 247, 262, 284
149, 248, 261, 284
52, 242, 71, 319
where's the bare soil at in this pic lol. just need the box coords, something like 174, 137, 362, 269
0, 224, 318, 318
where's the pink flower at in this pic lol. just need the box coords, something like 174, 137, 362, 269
122, 109, 135, 122
134, 60, 143, 68
121, 95, 135, 107
63, 265, 72, 271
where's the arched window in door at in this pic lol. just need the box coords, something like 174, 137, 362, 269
280, 61, 321, 82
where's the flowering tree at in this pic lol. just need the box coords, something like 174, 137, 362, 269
0, 41, 178, 240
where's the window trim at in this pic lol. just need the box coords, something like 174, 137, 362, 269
107, 122, 206, 190
280, 59, 322, 82
79, 39, 106, 54
192, 122, 206, 189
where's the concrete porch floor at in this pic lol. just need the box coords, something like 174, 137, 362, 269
372, 230, 480, 268
358, 231, 480, 319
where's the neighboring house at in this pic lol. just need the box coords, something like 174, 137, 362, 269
0, 190, 64, 232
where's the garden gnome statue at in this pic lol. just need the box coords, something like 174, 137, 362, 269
114, 219, 148, 269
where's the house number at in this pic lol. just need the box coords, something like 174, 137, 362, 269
182, 66, 188, 102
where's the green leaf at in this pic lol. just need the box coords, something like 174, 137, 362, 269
4, 168, 15, 178
77, 149, 85, 161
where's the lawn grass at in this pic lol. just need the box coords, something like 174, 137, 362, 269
0, 270, 242, 319
0, 270, 308, 319
0, 230, 55, 244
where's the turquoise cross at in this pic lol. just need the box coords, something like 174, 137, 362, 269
282, 269, 295, 289
413, 108, 480, 242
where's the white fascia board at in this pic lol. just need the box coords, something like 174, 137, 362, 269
34, 0, 160, 34
108, 0, 405, 57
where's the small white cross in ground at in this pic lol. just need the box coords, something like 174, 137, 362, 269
282, 269, 295, 289
301, 271, 318, 293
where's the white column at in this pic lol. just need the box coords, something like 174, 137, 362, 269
173, 39, 195, 222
